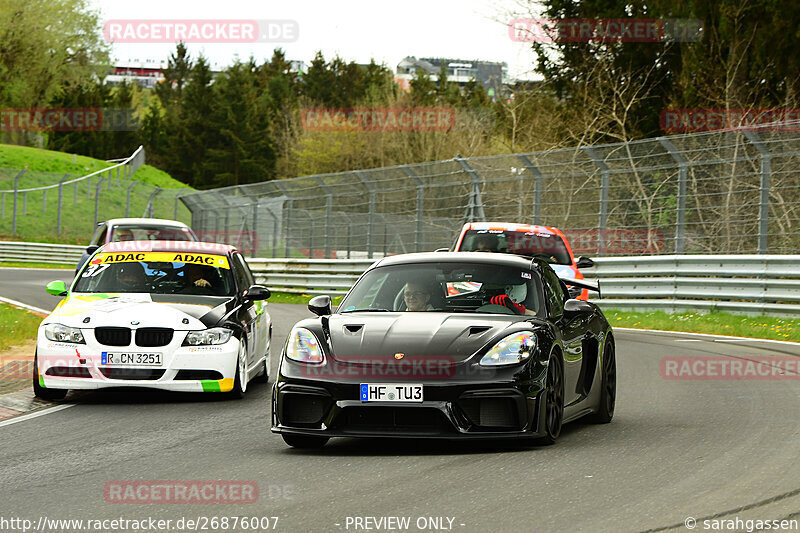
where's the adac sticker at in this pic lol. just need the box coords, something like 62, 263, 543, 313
94, 252, 230, 269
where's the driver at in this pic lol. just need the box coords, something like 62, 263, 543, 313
474, 233, 499, 252
403, 281, 434, 311
183, 263, 212, 288
117, 262, 146, 292
490, 283, 535, 315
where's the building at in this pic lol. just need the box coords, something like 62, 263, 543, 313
104, 59, 167, 89
395, 57, 509, 100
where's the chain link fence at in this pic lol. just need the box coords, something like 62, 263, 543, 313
180, 122, 800, 259
0, 147, 192, 243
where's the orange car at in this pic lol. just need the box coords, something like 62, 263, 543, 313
452, 222, 594, 300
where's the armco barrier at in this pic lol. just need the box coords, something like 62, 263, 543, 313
3, 245, 799, 315
0, 241, 84, 265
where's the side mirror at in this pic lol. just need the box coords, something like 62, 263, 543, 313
434, 247, 450, 252
245, 285, 271, 301
563, 298, 593, 317
567, 285, 582, 299
85, 245, 99, 255
46, 280, 68, 297
308, 295, 332, 316
576, 256, 595, 269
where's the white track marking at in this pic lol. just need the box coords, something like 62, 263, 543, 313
615, 327, 799, 346
0, 296, 50, 315
0, 404, 76, 428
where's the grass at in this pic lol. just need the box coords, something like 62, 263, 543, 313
605, 309, 800, 342
267, 292, 344, 305
0, 144, 192, 244
0, 261, 73, 269
0, 303, 42, 351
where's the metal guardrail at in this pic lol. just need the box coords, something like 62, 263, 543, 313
0, 241, 83, 264
2, 244, 798, 315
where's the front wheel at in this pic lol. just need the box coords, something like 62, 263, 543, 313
227, 340, 248, 399
33, 352, 67, 401
532, 354, 564, 446
282, 434, 329, 449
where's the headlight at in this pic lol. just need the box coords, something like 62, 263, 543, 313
182, 327, 233, 346
285, 327, 324, 364
480, 332, 536, 366
44, 323, 85, 344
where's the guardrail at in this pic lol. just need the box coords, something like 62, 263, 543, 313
2, 245, 799, 315
0, 241, 83, 265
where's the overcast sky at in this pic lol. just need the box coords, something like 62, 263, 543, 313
90, 0, 542, 80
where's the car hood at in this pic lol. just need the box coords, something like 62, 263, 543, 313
46, 293, 235, 329
327, 312, 529, 363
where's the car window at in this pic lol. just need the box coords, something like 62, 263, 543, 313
339, 262, 543, 316
231, 254, 252, 293
458, 230, 573, 265
110, 225, 195, 242
72, 252, 235, 296
90, 224, 108, 246
542, 267, 566, 317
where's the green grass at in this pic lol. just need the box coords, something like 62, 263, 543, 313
267, 292, 344, 305
0, 144, 192, 244
0, 261, 73, 269
605, 309, 800, 342
0, 303, 42, 351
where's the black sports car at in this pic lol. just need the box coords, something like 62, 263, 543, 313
271, 252, 615, 448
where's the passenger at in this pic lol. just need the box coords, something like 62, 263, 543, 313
489, 283, 536, 315
475, 233, 499, 252
403, 281, 435, 311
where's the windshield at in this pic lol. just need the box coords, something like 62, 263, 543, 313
339, 262, 543, 316
110, 225, 196, 242
73, 251, 235, 296
458, 230, 572, 265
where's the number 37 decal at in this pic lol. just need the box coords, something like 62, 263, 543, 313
81, 263, 110, 277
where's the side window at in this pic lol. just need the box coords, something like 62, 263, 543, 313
232, 254, 252, 293
542, 268, 565, 317
90, 224, 108, 246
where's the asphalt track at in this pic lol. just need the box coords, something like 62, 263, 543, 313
1, 268, 800, 532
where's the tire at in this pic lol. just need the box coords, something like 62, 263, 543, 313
32, 352, 67, 401
589, 339, 616, 424
227, 339, 248, 399
282, 434, 329, 449
533, 354, 564, 446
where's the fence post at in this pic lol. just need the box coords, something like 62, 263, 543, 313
581, 147, 610, 255
11, 170, 25, 234
658, 137, 688, 254
125, 181, 139, 217
743, 131, 771, 254
74, 181, 78, 205
144, 187, 162, 217
57, 174, 70, 236
454, 155, 485, 222
313, 177, 334, 259
401, 166, 425, 252
173, 189, 187, 220
94, 177, 106, 226
87, 176, 91, 200
42, 190, 47, 214
516, 154, 543, 225
1, 192, 4, 218
116, 165, 120, 187
354, 170, 376, 259
23, 192, 27, 216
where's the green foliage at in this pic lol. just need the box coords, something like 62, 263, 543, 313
0, 303, 42, 351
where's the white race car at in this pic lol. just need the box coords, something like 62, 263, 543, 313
34, 240, 271, 400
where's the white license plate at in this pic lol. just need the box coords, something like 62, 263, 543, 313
101, 352, 162, 366
360, 383, 423, 402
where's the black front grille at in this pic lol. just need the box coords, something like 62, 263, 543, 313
282, 395, 329, 426
99, 368, 165, 380
175, 370, 224, 381
338, 406, 448, 433
459, 397, 518, 429
95, 327, 131, 346
135, 328, 173, 347
45, 366, 92, 378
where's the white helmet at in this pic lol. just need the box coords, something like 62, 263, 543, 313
504, 283, 527, 304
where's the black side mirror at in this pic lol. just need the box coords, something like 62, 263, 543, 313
434, 247, 450, 252
244, 285, 271, 301
308, 295, 332, 316
86, 245, 99, 255
563, 298, 594, 317
576, 256, 595, 269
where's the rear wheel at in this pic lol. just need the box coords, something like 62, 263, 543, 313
533, 354, 564, 446
282, 434, 329, 449
32, 352, 67, 401
589, 339, 616, 423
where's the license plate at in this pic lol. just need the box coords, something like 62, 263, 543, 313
360, 383, 423, 402
101, 352, 162, 366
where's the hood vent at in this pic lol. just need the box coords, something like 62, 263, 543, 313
343, 324, 364, 335
468, 326, 492, 336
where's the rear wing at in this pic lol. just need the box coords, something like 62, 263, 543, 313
561, 277, 600, 298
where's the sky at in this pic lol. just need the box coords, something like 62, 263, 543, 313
90, 0, 542, 80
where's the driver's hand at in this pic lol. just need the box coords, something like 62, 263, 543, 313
194, 279, 211, 287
